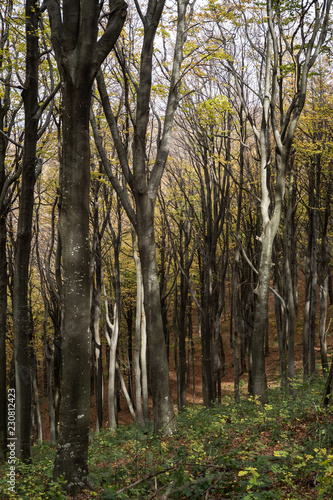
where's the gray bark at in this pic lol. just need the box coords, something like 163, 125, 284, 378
46, 0, 127, 491
13, 0, 40, 461
92, 0, 192, 434
132, 229, 145, 426
0, 0, 13, 461
0, 216, 7, 461
227, 0, 332, 401
303, 255, 311, 380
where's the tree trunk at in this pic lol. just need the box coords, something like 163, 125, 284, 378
201, 261, 214, 407
48, 0, 127, 487
178, 234, 188, 411
52, 81, 92, 488
252, 232, 273, 403
104, 231, 121, 431
133, 229, 145, 426
0, 0, 13, 464
318, 193, 330, 374
0, 216, 7, 461
31, 357, 42, 445
272, 249, 287, 388
303, 257, 311, 380
91, 259, 103, 433
319, 278, 329, 373
308, 163, 319, 378
13, 0, 39, 461
284, 172, 296, 384
140, 301, 149, 424
136, 197, 176, 435
322, 357, 333, 407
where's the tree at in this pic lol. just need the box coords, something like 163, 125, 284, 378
92, 0, 195, 434
0, 0, 15, 463
12, 0, 60, 461
221, 0, 332, 401
13, 0, 40, 462
294, 67, 333, 378
174, 90, 232, 405
45, 0, 127, 491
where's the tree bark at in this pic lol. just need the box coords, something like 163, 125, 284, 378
0, 216, 7, 461
132, 229, 145, 426
136, 197, 176, 434
0, 0, 12, 457
13, 0, 39, 461
45, 0, 127, 489
52, 79, 93, 489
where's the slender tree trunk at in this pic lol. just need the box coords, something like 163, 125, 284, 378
133, 229, 144, 426
116, 362, 136, 421
126, 306, 134, 404
201, 263, 214, 406
272, 249, 287, 388
13, 0, 39, 461
136, 198, 176, 435
37, 233, 57, 444
252, 233, 273, 403
319, 277, 329, 372
106, 304, 119, 431
0, 216, 7, 461
31, 358, 42, 445
178, 254, 188, 411
284, 172, 295, 384
91, 255, 103, 433
104, 229, 121, 431
318, 191, 330, 374
303, 257, 311, 380
322, 357, 333, 407
141, 301, 149, 423
308, 165, 319, 378
0, 0, 12, 464
233, 124, 244, 402
318, 233, 329, 374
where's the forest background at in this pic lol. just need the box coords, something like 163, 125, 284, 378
0, 0, 333, 498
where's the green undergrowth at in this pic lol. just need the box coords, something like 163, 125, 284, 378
1, 377, 333, 499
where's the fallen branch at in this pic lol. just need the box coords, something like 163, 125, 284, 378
116, 466, 177, 494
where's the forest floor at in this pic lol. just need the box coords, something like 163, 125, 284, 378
35, 283, 333, 440
1, 286, 333, 499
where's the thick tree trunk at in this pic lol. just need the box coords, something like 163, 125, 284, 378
53, 84, 92, 489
